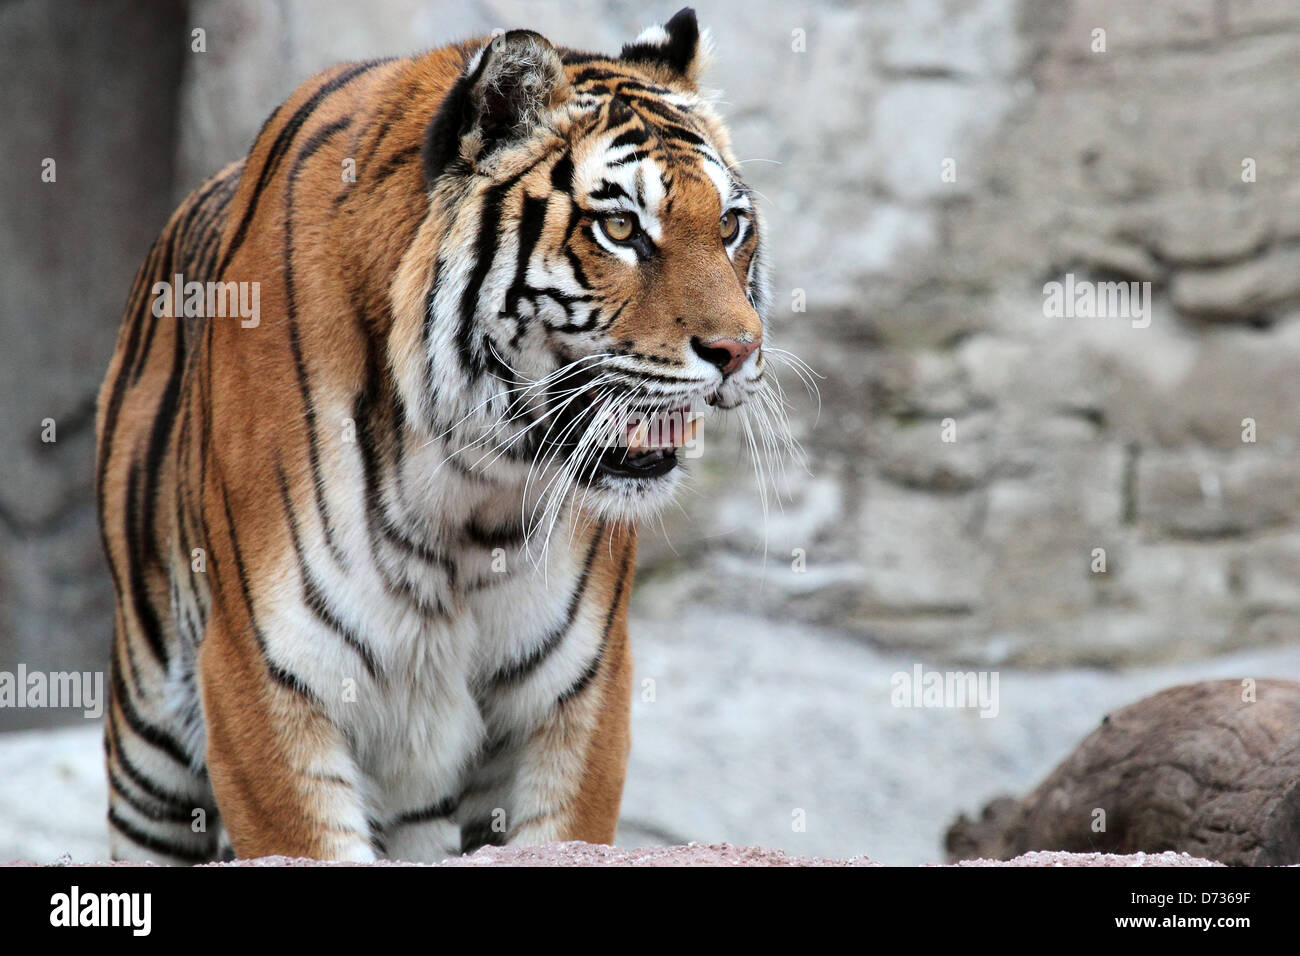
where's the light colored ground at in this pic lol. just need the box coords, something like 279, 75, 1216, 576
3, 845, 1221, 867
3, 610, 1298, 865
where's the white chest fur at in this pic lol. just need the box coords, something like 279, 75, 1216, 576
250, 422, 609, 856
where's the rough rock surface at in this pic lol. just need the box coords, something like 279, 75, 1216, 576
4, 842, 1220, 867
946, 680, 1300, 865
0, 0, 186, 728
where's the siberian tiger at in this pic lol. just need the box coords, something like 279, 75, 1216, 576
96, 7, 793, 863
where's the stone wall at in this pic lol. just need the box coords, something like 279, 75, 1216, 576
641, 0, 1300, 670
0, 0, 186, 729
3, 0, 1300, 732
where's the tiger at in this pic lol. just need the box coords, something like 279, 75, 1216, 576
95, 6, 795, 863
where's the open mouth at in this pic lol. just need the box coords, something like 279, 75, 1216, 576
593, 403, 700, 481
533, 365, 706, 485
596, 445, 679, 478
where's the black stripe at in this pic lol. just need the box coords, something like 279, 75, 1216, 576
127, 195, 203, 386
125, 260, 169, 384
349, 325, 456, 615
463, 517, 525, 550
295, 116, 353, 170
106, 710, 207, 812
450, 151, 559, 381
282, 117, 355, 568
608, 127, 650, 152
108, 768, 205, 824
184, 169, 239, 246
611, 84, 686, 107
420, 149, 558, 407
420, 260, 444, 428
570, 66, 642, 84
589, 180, 630, 203
274, 467, 382, 683
108, 652, 192, 767
140, 299, 185, 520
127, 168, 231, 385
457, 183, 509, 378
350, 327, 449, 577
168, 166, 235, 254
134, 306, 187, 663
184, 189, 234, 281
605, 362, 701, 385
98, 233, 167, 516
460, 818, 507, 854
561, 51, 607, 66
357, 108, 397, 168
489, 523, 605, 687
113, 612, 147, 721
504, 193, 549, 318
283, 320, 344, 567
121, 464, 168, 667
370, 141, 420, 181
102, 170, 241, 682
388, 796, 459, 829
620, 93, 691, 127
121, 232, 166, 324
658, 122, 707, 148
562, 249, 594, 298
549, 153, 573, 192
596, 300, 626, 333
217, 59, 389, 277
374, 506, 457, 576
108, 807, 212, 863
302, 576, 382, 682
422, 45, 483, 186
218, 487, 322, 703
389, 386, 409, 496
366, 817, 388, 856
558, 539, 634, 705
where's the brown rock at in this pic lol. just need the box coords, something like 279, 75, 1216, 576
946, 680, 1300, 865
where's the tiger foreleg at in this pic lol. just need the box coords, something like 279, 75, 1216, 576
198, 617, 379, 862
508, 619, 634, 847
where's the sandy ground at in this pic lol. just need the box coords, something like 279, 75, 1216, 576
3, 609, 1298, 865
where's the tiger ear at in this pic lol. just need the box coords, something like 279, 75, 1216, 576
423, 30, 569, 182
619, 7, 710, 85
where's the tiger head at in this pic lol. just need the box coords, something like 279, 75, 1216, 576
396, 8, 791, 529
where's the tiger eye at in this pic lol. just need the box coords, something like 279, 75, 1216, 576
720, 209, 740, 241
603, 214, 635, 242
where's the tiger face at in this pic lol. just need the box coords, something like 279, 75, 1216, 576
405, 9, 782, 529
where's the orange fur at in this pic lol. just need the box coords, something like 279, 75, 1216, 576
97, 11, 769, 862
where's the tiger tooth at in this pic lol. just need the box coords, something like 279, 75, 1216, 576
627, 420, 649, 452
680, 417, 699, 446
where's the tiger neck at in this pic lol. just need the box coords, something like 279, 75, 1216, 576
373, 388, 615, 577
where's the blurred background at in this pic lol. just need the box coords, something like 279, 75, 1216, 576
3, 0, 1300, 864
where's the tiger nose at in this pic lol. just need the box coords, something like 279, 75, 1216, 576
690, 336, 761, 376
